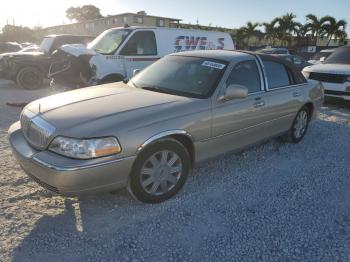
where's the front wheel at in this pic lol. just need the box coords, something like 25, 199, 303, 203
287, 106, 310, 143
128, 139, 190, 203
16, 67, 43, 90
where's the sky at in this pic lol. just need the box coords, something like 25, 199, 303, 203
1, 0, 349, 34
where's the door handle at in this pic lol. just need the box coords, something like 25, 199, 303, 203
254, 101, 265, 108
293, 92, 301, 97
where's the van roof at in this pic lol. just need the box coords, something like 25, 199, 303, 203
108, 26, 230, 34
171, 50, 253, 62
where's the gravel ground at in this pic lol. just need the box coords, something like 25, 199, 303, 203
1, 80, 350, 262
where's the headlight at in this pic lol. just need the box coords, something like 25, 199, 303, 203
49, 136, 121, 159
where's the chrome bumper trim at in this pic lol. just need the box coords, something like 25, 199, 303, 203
32, 155, 136, 172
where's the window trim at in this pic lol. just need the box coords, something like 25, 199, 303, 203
119, 30, 158, 56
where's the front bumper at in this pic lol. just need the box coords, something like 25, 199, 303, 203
322, 82, 350, 101
8, 121, 135, 195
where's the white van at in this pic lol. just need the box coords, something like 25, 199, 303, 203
49, 26, 235, 88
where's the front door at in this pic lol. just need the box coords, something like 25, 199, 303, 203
211, 60, 272, 155
119, 30, 159, 78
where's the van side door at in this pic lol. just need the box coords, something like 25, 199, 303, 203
119, 30, 159, 78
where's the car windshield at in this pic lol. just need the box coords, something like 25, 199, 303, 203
325, 47, 350, 64
39, 37, 54, 53
88, 29, 131, 54
311, 51, 332, 60
130, 55, 227, 98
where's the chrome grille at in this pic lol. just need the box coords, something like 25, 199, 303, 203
20, 109, 56, 149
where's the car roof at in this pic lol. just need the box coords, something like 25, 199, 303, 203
320, 49, 335, 53
171, 50, 254, 62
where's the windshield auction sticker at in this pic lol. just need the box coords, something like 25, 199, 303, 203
201, 61, 226, 70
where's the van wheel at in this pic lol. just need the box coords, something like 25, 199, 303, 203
16, 67, 43, 90
286, 106, 310, 143
128, 139, 190, 203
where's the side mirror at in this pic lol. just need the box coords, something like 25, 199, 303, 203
220, 84, 248, 101
133, 69, 141, 76
319, 57, 326, 63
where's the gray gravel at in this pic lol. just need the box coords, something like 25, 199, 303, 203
1, 81, 350, 262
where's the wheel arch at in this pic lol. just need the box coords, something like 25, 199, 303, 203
303, 102, 314, 118
136, 130, 195, 166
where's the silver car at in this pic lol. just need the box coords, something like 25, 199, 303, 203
8, 50, 324, 203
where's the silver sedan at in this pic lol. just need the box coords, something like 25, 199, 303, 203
8, 50, 324, 203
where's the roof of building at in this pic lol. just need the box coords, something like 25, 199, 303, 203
44, 12, 181, 30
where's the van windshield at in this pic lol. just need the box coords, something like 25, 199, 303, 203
130, 55, 227, 98
88, 29, 131, 54
39, 37, 54, 53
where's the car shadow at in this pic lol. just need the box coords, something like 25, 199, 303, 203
10, 106, 350, 261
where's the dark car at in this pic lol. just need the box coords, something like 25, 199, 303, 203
0, 35, 94, 89
258, 47, 290, 55
0, 42, 22, 54
273, 54, 311, 71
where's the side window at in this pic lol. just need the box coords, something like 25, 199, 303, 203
120, 31, 157, 56
226, 60, 261, 94
263, 61, 291, 89
293, 56, 303, 65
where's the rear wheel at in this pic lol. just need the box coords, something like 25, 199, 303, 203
128, 139, 190, 203
286, 106, 310, 143
16, 67, 43, 90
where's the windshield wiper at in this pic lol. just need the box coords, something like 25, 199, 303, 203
141, 85, 178, 95
141, 85, 161, 91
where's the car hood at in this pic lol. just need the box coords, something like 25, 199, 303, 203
25, 82, 193, 133
1, 51, 44, 58
303, 63, 350, 74
59, 44, 97, 57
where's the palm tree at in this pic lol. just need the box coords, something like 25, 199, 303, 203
305, 14, 328, 41
275, 13, 302, 46
262, 19, 279, 46
321, 16, 347, 46
239, 22, 262, 48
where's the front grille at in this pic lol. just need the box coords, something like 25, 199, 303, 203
325, 90, 350, 96
27, 172, 59, 193
309, 72, 347, 83
21, 110, 56, 149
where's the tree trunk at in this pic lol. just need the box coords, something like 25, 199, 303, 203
327, 34, 333, 46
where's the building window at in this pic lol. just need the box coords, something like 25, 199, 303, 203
134, 16, 143, 24
123, 16, 128, 24
85, 23, 89, 29
157, 19, 165, 27
114, 17, 118, 24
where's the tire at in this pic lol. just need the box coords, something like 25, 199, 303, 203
16, 67, 43, 90
128, 139, 191, 203
286, 106, 310, 143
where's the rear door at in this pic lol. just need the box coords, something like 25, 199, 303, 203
119, 30, 159, 78
260, 58, 306, 135
211, 59, 272, 155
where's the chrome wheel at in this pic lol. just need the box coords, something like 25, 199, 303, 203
293, 110, 308, 139
140, 150, 182, 196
